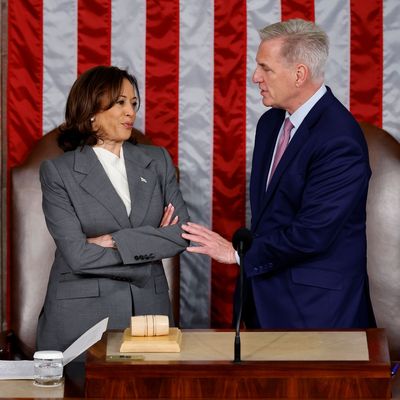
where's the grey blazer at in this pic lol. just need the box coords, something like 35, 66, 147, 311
37, 141, 189, 352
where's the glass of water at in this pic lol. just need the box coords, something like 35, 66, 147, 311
33, 350, 63, 387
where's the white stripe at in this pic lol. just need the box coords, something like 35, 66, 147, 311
383, 0, 400, 142
43, 0, 77, 134
246, 0, 281, 226
111, 0, 146, 132
315, 0, 350, 109
178, 0, 214, 327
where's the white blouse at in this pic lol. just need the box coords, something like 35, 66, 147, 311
93, 146, 131, 216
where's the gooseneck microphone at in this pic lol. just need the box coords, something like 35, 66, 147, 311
232, 228, 253, 256
232, 227, 253, 363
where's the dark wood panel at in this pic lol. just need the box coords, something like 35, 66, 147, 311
85, 376, 391, 399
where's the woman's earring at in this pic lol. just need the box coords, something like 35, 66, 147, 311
90, 116, 95, 122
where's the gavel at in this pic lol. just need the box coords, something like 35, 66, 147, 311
130, 315, 169, 337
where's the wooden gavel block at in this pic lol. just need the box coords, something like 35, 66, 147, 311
130, 315, 169, 336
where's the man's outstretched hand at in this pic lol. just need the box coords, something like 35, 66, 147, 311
182, 222, 236, 264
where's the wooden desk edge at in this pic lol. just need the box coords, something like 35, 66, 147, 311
86, 328, 391, 375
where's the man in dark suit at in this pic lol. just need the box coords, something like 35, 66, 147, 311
182, 19, 375, 329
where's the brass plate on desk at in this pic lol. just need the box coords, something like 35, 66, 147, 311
120, 327, 182, 353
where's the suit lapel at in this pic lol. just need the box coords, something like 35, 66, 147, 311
123, 142, 157, 228
74, 146, 131, 228
264, 122, 311, 201
253, 88, 335, 229
257, 115, 284, 206
250, 110, 284, 220
252, 124, 311, 230
74, 143, 160, 229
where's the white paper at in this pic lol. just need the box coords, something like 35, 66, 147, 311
62, 317, 108, 365
0, 360, 34, 380
0, 317, 108, 379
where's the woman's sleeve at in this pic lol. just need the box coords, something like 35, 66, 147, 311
40, 159, 124, 273
112, 147, 190, 264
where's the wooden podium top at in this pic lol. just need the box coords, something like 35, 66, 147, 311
85, 329, 391, 399
109, 330, 369, 361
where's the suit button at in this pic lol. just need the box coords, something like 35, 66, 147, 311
134, 256, 139, 261
254, 267, 259, 272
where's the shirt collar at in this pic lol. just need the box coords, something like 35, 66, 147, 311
287, 84, 327, 128
93, 145, 125, 166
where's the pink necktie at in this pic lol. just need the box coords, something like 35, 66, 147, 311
269, 117, 293, 181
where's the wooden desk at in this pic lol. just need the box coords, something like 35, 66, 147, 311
1, 370, 399, 399
0, 362, 85, 399
85, 329, 391, 399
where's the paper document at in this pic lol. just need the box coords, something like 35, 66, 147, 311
0, 317, 108, 379
0, 360, 34, 380
62, 317, 108, 365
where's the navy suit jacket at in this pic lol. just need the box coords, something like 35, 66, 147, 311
243, 87, 375, 329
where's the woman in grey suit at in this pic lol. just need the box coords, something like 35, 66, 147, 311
37, 66, 189, 352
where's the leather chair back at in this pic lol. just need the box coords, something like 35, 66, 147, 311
10, 128, 180, 358
360, 122, 400, 360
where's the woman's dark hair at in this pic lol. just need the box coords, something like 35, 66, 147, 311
58, 65, 140, 151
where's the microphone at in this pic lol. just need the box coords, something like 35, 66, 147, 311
232, 228, 253, 256
232, 227, 253, 363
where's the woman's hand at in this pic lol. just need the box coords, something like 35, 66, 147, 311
87, 234, 115, 248
160, 203, 179, 227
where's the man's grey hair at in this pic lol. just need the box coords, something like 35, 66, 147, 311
259, 19, 329, 81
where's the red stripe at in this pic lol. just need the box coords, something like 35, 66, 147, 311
145, 0, 180, 164
6, 0, 43, 327
7, 0, 43, 168
350, 0, 383, 127
77, 0, 111, 75
281, 0, 315, 21
211, 0, 247, 328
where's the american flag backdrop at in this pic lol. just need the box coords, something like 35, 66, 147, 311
6, 0, 400, 328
